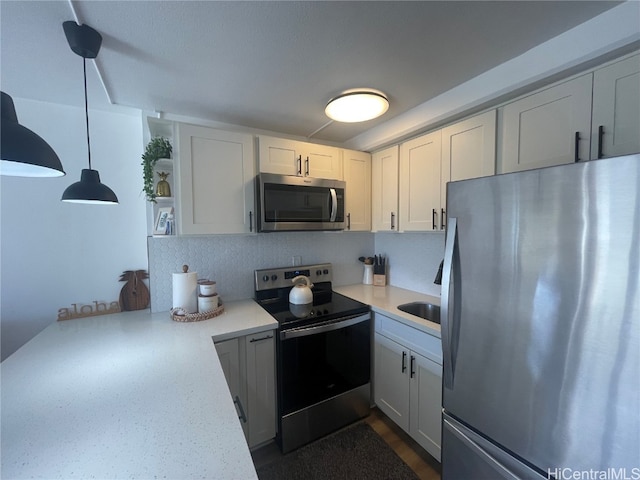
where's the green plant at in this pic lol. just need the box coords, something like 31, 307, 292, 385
142, 137, 172, 202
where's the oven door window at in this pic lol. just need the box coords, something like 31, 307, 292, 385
264, 183, 343, 222
279, 318, 370, 415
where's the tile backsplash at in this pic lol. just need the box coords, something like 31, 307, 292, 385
148, 231, 444, 312
148, 232, 374, 312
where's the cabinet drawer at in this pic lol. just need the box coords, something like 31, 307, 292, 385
375, 313, 442, 365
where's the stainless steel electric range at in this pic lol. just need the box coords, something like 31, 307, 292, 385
254, 263, 371, 453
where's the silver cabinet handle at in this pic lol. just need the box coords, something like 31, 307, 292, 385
234, 395, 247, 423
305, 157, 310, 176
249, 334, 273, 343
297, 155, 302, 175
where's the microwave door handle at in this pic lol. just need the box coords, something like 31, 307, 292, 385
329, 188, 338, 222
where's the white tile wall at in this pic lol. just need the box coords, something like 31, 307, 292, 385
148, 232, 374, 312
148, 230, 445, 312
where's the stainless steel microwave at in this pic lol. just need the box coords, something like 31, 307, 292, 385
256, 173, 346, 232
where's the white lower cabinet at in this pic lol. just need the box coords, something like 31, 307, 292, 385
215, 330, 276, 449
374, 313, 442, 461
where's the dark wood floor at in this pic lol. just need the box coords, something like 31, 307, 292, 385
251, 407, 441, 480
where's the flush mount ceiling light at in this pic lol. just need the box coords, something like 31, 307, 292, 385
325, 89, 389, 123
0, 91, 65, 177
61, 21, 118, 205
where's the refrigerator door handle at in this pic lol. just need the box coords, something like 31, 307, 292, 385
441, 217, 461, 389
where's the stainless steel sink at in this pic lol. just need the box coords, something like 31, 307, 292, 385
397, 302, 440, 324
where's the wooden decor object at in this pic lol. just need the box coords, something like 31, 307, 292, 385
119, 270, 151, 311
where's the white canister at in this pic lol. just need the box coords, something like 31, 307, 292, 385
198, 293, 219, 312
198, 280, 217, 296
363, 264, 374, 285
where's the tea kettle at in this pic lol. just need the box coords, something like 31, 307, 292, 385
289, 275, 314, 305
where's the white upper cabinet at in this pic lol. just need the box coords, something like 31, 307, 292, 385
399, 130, 442, 232
498, 74, 593, 173
591, 53, 640, 159
343, 149, 372, 232
441, 110, 496, 220
258, 135, 342, 179
371, 145, 399, 232
177, 123, 255, 234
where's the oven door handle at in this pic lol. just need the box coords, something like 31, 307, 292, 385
280, 312, 370, 340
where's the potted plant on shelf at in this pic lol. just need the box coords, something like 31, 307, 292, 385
142, 136, 172, 203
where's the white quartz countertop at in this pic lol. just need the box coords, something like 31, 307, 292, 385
335, 284, 442, 338
1, 299, 277, 480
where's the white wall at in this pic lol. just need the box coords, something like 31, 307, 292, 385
0, 98, 147, 360
374, 232, 444, 297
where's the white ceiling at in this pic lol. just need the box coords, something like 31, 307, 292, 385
0, 1, 635, 149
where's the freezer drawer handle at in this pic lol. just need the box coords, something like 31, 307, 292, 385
444, 417, 522, 480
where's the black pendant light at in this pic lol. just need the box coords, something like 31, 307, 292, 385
61, 21, 118, 204
1, 91, 65, 177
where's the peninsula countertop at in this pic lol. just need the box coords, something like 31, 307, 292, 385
1, 300, 277, 480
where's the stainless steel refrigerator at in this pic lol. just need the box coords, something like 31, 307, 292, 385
441, 154, 639, 479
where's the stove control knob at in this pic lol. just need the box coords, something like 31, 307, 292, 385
271, 274, 278, 281
323, 269, 329, 275
316, 269, 322, 276
262, 275, 269, 282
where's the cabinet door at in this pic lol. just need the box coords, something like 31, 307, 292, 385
305, 144, 342, 180
258, 135, 300, 176
499, 74, 592, 173
400, 130, 442, 231
591, 53, 640, 159
374, 333, 410, 432
178, 124, 255, 234
441, 110, 496, 212
215, 338, 248, 437
343, 149, 372, 231
409, 352, 443, 462
258, 136, 342, 179
245, 331, 276, 448
371, 145, 399, 232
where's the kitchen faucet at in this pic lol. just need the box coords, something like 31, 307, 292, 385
434, 260, 444, 285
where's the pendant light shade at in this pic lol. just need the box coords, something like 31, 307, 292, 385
61, 169, 118, 204
325, 89, 389, 123
61, 21, 118, 205
1, 91, 65, 177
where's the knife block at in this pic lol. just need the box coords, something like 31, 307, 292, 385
373, 262, 386, 286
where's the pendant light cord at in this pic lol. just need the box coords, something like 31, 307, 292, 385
83, 57, 92, 170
